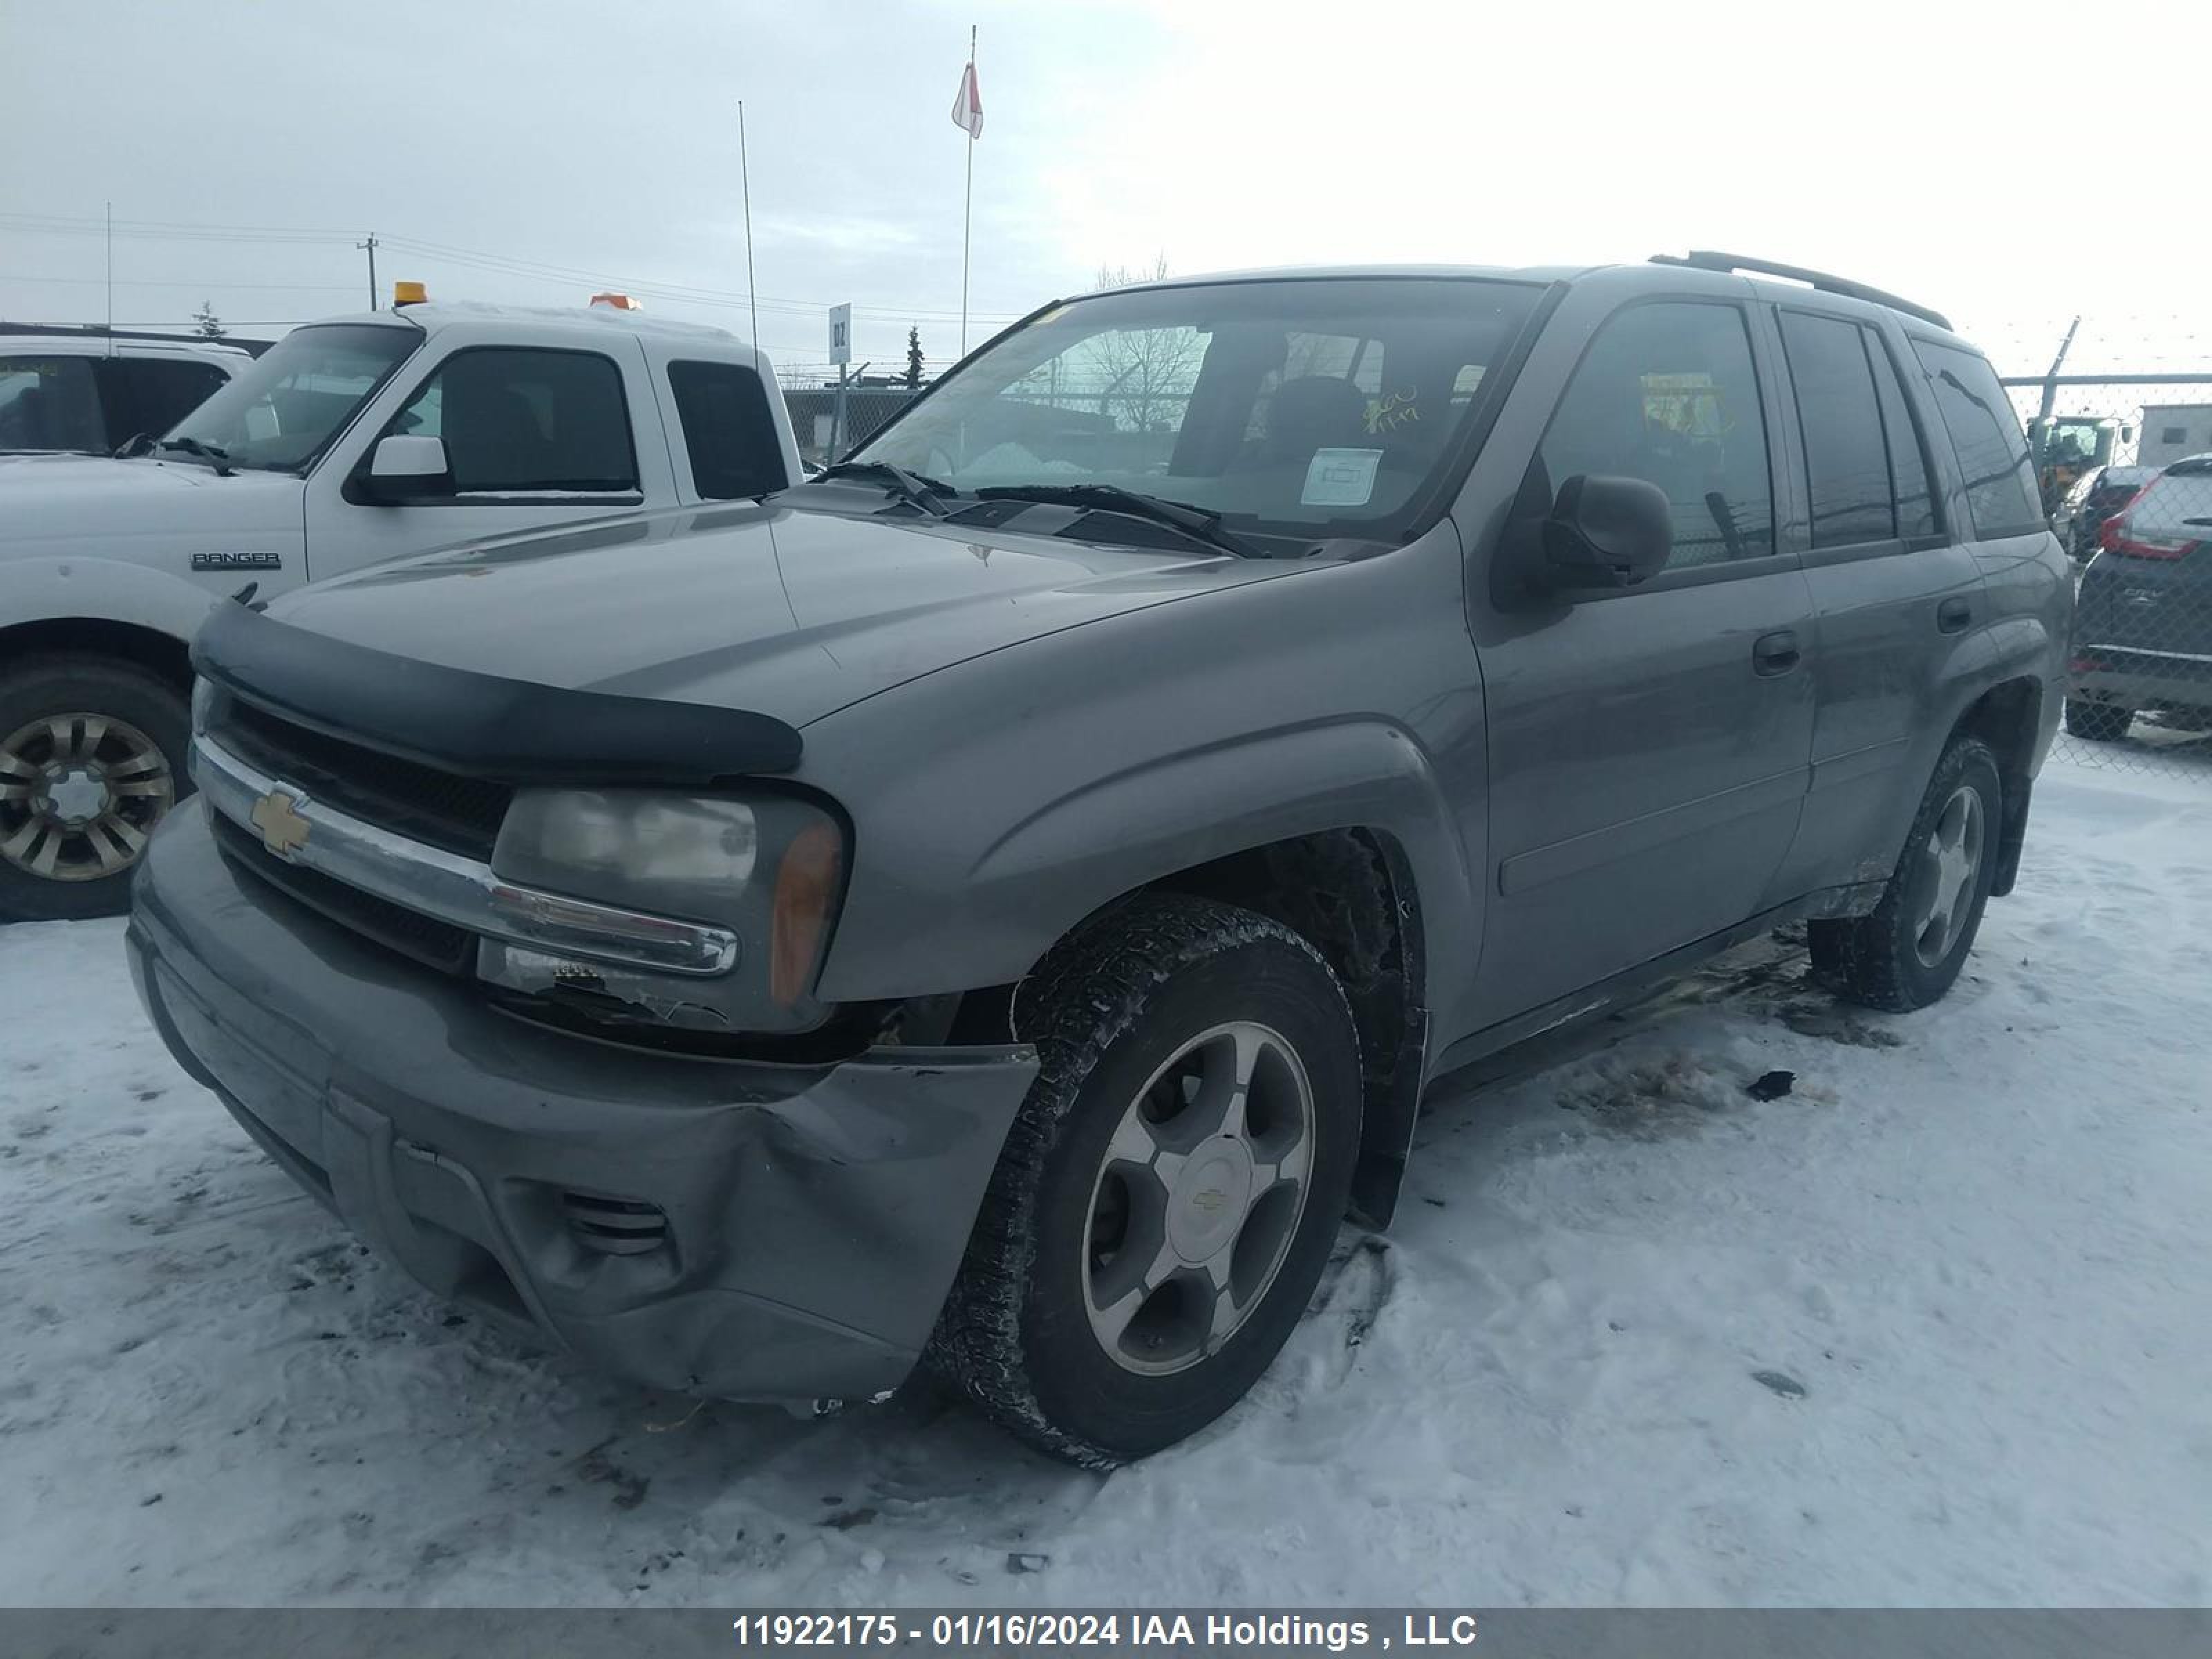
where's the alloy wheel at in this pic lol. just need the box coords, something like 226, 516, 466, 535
1081, 1020, 1314, 1376
0, 712, 175, 884
1908, 783, 1983, 968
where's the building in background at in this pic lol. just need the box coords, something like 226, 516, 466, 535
2138, 404, 2212, 467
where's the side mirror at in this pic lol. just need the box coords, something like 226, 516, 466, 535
1539, 474, 1672, 589
359, 433, 453, 505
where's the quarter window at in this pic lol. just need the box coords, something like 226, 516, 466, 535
1911, 340, 2042, 538
388, 348, 637, 494
1780, 312, 1893, 548
666, 359, 783, 499
1865, 332, 1938, 538
1537, 301, 1775, 570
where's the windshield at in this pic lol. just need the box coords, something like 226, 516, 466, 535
164, 322, 418, 474
850, 276, 1541, 543
0, 355, 105, 453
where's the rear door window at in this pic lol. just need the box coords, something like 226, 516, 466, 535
96, 358, 230, 448
666, 359, 784, 499
1911, 340, 2043, 538
387, 348, 637, 494
1779, 312, 1893, 548
1535, 301, 1775, 570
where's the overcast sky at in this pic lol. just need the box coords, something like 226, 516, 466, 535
3, 0, 2205, 377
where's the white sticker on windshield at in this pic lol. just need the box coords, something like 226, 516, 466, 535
1302, 447, 1381, 507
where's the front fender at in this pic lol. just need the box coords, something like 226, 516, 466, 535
0, 554, 227, 644
813, 713, 1474, 1014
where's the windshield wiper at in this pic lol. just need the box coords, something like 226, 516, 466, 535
812, 459, 957, 518
158, 435, 234, 476
975, 483, 1264, 559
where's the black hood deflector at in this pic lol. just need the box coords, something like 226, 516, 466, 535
193, 599, 803, 785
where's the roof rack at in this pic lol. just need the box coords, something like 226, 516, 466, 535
1648, 251, 1952, 330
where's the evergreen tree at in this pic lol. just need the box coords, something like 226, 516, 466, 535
904, 326, 926, 391
191, 301, 227, 340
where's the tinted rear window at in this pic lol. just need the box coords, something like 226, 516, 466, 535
666, 359, 784, 499
1910, 340, 2043, 538
1780, 312, 1893, 548
2125, 462, 2212, 538
97, 358, 229, 447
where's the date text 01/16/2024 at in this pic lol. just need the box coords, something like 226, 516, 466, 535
729, 1613, 1483, 1649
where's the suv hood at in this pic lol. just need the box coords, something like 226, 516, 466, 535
1, 453, 303, 557
268, 500, 1300, 728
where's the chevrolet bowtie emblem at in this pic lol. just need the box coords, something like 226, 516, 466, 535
250, 789, 311, 860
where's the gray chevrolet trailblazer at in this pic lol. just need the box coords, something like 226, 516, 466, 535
128, 254, 2070, 1465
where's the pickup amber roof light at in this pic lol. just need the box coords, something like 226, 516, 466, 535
590, 292, 643, 310
392, 281, 428, 307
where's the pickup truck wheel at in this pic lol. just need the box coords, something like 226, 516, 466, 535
2063, 697, 2131, 742
1812, 735, 2000, 1014
0, 658, 189, 922
930, 893, 1360, 1467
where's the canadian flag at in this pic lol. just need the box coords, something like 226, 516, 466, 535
950, 59, 983, 140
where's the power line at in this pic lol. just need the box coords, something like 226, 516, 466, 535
0, 209, 1021, 324
0, 272, 359, 292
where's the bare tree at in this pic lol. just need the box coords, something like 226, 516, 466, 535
1083, 255, 1201, 440
1093, 254, 1172, 291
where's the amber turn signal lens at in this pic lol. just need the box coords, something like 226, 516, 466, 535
769, 819, 843, 1008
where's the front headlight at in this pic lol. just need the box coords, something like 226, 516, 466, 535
478, 788, 846, 1033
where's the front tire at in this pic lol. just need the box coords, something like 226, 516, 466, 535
0, 657, 191, 922
1812, 735, 2001, 1013
2063, 697, 2131, 742
930, 893, 1360, 1467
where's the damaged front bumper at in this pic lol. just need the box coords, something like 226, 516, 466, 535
126, 804, 1038, 1404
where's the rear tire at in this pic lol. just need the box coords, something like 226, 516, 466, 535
1812, 736, 2000, 1013
929, 893, 1361, 1467
0, 657, 191, 923
2063, 697, 2131, 742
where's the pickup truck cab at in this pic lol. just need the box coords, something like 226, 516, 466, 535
1, 298, 799, 918
132, 255, 2070, 1465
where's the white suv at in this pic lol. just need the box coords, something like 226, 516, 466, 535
0, 334, 250, 458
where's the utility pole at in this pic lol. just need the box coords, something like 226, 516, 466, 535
104, 200, 114, 353
357, 232, 379, 310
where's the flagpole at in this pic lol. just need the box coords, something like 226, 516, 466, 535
960, 24, 975, 357
738, 100, 760, 354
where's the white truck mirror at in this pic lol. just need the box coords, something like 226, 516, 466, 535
362, 434, 453, 504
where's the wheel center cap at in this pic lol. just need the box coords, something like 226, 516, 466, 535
1166, 1136, 1255, 1264
46, 767, 106, 825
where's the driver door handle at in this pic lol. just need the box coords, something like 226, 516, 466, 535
1752, 628, 1801, 677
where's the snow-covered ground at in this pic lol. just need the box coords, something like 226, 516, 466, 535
2, 763, 2207, 1608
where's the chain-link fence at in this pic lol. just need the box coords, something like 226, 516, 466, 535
779, 383, 923, 469
2005, 373, 2212, 779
